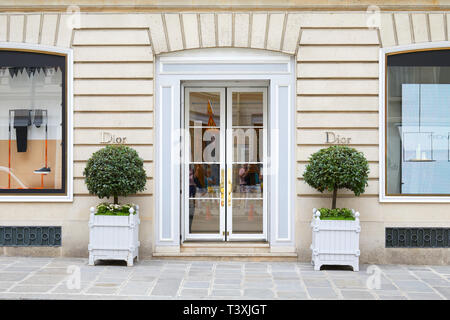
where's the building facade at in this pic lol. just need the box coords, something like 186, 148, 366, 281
0, 0, 449, 265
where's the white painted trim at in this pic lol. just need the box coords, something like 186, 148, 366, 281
380, 41, 450, 203
273, 84, 293, 242
155, 48, 295, 248
0, 42, 73, 202
381, 41, 450, 55
158, 85, 176, 242
159, 48, 291, 75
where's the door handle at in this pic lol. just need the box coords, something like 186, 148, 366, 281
220, 169, 225, 207
227, 168, 232, 206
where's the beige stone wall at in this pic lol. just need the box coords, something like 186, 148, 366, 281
296, 12, 450, 265
0, 10, 448, 264
0, 13, 155, 258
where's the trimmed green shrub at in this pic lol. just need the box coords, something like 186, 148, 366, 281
84, 145, 147, 204
303, 145, 369, 210
318, 208, 355, 220
95, 203, 136, 216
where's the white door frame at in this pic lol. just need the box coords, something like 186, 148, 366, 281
182, 85, 268, 242
155, 48, 296, 253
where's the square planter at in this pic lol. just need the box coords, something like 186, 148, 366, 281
88, 205, 140, 266
310, 208, 360, 271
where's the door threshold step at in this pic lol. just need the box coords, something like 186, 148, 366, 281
181, 242, 270, 253
152, 252, 298, 262
182, 242, 269, 247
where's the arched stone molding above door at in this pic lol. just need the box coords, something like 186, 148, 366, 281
0, 13, 75, 48
148, 12, 302, 55
379, 12, 450, 47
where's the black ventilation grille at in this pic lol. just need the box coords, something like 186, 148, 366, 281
0, 226, 61, 246
386, 228, 449, 248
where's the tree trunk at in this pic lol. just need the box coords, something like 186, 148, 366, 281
114, 194, 119, 205
331, 187, 337, 209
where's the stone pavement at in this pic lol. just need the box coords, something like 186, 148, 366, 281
0, 256, 449, 300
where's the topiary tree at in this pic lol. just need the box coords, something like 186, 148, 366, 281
84, 145, 147, 205
303, 145, 369, 209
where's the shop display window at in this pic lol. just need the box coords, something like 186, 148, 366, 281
386, 49, 450, 195
0, 50, 66, 194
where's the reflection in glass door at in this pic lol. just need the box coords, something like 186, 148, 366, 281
184, 88, 225, 240
183, 86, 267, 241
227, 88, 267, 240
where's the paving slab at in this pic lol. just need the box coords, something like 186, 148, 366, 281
150, 279, 181, 296
406, 292, 444, 300
432, 286, 450, 299
393, 280, 434, 292
0, 257, 447, 300
243, 289, 275, 298
0, 272, 29, 281
276, 291, 309, 299
421, 278, 450, 287
303, 278, 332, 288
430, 266, 450, 274
307, 287, 339, 299
377, 294, 408, 300
118, 282, 153, 296
180, 289, 209, 297
214, 278, 242, 285
51, 282, 91, 294
332, 278, 368, 289
339, 289, 376, 300
9, 285, 54, 293
212, 284, 241, 290
210, 289, 241, 297
413, 271, 444, 280
182, 281, 210, 289
85, 286, 119, 295
243, 280, 274, 288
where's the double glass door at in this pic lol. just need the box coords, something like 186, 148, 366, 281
184, 86, 267, 241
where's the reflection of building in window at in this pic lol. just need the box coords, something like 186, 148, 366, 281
0, 51, 65, 194
386, 50, 450, 195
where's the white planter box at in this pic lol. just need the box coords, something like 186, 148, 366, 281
310, 208, 360, 271
88, 205, 140, 266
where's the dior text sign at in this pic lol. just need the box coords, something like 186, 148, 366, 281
325, 131, 351, 144
101, 132, 127, 144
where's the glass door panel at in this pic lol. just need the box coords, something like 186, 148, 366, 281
226, 88, 267, 240
232, 199, 264, 234
184, 86, 267, 242
184, 88, 225, 240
